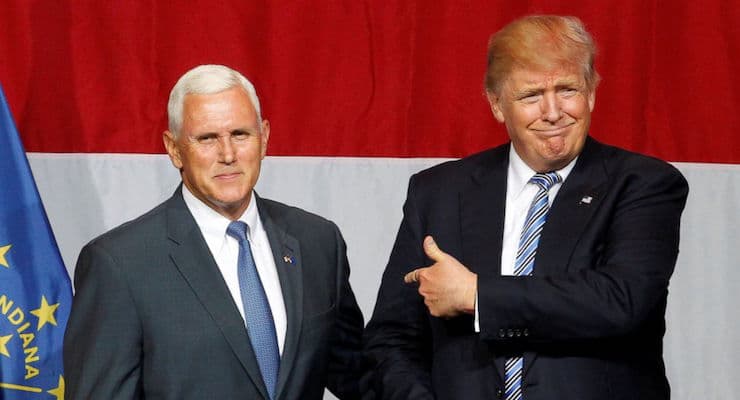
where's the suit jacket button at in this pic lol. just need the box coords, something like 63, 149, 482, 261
515, 329, 522, 337
498, 329, 506, 338
496, 388, 503, 398
523, 328, 530, 337
507, 329, 514, 338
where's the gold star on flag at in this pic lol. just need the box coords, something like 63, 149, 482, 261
0, 244, 11, 268
47, 375, 65, 400
0, 334, 12, 357
30, 296, 60, 330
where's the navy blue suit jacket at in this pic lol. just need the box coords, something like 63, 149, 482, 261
364, 138, 689, 399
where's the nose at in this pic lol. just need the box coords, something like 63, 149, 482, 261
218, 136, 236, 164
540, 92, 562, 122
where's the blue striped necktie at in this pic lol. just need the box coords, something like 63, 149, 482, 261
227, 221, 280, 400
504, 172, 562, 400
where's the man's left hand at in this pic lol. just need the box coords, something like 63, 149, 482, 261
404, 236, 477, 317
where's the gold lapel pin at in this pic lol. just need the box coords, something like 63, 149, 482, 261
283, 255, 294, 264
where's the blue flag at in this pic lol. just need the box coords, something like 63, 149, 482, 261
0, 84, 72, 399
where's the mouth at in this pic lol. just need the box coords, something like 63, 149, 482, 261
214, 172, 242, 180
532, 123, 574, 137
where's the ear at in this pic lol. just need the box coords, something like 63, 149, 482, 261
163, 130, 183, 169
486, 91, 506, 123
260, 119, 270, 159
588, 88, 596, 112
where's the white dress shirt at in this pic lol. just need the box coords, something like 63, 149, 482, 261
475, 145, 577, 331
500, 146, 576, 276
182, 185, 287, 355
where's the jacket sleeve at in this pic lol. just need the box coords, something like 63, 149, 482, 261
64, 241, 143, 400
325, 224, 366, 400
478, 161, 689, 343
363, 174, 436, 400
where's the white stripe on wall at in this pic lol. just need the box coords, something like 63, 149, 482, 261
28, 153, 740, 400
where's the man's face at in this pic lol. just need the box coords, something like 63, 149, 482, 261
487, 65, 595, 172
164, 86, 269, 219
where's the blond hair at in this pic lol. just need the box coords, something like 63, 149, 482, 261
484, 15, 600, 94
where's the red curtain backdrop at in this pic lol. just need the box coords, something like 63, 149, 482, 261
1, 1, 738, 163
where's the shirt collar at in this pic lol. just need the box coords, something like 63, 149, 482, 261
181, 184, 262, 243
507, 144, 578, 195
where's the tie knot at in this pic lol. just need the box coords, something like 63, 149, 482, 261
530, 171, 562, 191
226, 220, 249, 242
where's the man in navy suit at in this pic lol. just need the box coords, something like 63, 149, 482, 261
364, 15, 688, 399
64, 65, 364, 399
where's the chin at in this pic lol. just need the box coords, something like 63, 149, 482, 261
219, 193, 250, 205
532, 149, 566, 167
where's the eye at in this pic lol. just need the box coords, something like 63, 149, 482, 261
559, 88, 578, 97
231, 130, 250, 141
195, 134, 217, 145
519, 93, 541, 104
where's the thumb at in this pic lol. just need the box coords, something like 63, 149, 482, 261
423, 236, 447, 261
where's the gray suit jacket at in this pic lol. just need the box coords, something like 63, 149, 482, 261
64, 188, 364, 399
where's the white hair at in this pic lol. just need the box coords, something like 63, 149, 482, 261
167, 64, 262, 136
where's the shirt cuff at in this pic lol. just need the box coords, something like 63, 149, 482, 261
474, 290, 480, 333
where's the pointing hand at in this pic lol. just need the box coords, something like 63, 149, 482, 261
404, 236, 477, 317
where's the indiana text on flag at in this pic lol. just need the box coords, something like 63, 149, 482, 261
0, 84, 71, 399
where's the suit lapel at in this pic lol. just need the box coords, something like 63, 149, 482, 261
460, 146, 509, 277
536, 138, 608, 277
256, 196, 303, 400
459, 146, 509, 381
165, 189, 270, 399
523, 138, 609, 377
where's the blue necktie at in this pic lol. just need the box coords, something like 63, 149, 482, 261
504, 172, 562, 400
227, 221, 280, 400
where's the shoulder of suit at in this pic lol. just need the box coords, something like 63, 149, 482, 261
84, 196, 171, 250
587, 138, 685, 181
411, 143, 509, 185
257, 196, 339, 232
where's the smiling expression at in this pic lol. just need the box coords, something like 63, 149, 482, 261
164, 86, 269, 220
487, 65, 595, 172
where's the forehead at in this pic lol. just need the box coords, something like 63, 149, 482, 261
181, 87, 258, 130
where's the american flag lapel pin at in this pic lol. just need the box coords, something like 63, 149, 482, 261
283, 255, 294, 264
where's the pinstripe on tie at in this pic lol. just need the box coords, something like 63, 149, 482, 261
504, 171, 562, 400
227, 221, 280, 400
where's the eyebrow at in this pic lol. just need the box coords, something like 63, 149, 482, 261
193, 128, 258, 138
554, 79, 580, 88
514, 78, 582, 95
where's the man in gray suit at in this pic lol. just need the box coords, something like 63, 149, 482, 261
64, 64, 364, 399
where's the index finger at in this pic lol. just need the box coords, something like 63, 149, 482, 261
404, 268, 421, 284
